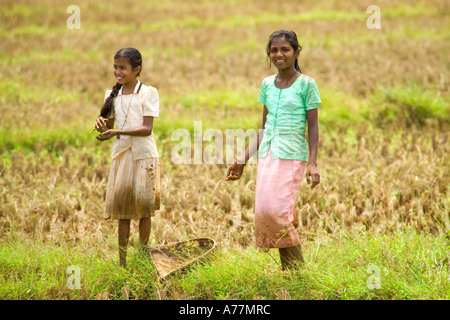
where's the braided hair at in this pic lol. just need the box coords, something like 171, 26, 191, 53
99, 47, 143, 118
266, 30, 302, 73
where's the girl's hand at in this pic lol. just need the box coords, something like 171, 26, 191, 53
226, 161, 246, 181
95, 129, 117, 141
94, 116, 108, 133
306, 164, 320, 189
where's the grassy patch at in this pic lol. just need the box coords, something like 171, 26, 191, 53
179, 230, 450, 300
371, 82, 450, 127
0, 126, 98, 154
0, 79, 81, 104
0, 236, 158, 299
1, 229, 448, 299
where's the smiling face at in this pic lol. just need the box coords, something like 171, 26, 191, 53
269, 36, 299, 72
113, 57, 141, 88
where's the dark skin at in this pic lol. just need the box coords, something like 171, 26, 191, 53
95, 113, 154, 268
94, 116, 154, 141
95, 114, 154, 268
226, 36, 320, 270
94, 59, 154, 267
225, 105, 320, 189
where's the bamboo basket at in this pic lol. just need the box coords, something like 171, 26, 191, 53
149, 237, 216, 279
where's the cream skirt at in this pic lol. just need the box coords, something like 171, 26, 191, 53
104, 148, 160, 220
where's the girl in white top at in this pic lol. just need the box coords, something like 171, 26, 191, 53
94, 47, 160, 268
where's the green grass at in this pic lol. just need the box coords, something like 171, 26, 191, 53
181, 230, 450, 300
1, 229, 448, 299
0, 235, 158, 300
1, 83, 446, 154
371, 82, 450, 127
0, 125, 99, 154
0, 79, 81, 104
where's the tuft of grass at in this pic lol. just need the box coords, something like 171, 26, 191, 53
0, 236, 159, 300
318, 87, 371, 126
0, 79, 81, 104
0, 126, 98, 154
178, 229, 450, 300
371, 82, 450, 128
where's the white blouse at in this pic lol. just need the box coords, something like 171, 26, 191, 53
104, 80, 159, 160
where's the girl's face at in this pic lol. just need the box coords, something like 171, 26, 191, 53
113, 57, 141, 86
269, 37, 299, 72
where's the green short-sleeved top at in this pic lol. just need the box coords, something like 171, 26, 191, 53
257, 74, 321, 162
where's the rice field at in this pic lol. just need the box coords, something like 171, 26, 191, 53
0, 0, 449, 300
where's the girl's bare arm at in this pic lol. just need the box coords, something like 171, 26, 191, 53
226, 105, 268, 180
305, 108, 320, 188
96, 117, 153, 141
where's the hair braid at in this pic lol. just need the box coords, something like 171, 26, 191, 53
100, 82, 122, 118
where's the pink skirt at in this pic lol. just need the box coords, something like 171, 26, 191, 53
255, 148, 307, 248
104, 148, 160, 220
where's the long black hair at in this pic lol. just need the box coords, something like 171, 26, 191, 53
99, 47, 143, 118
266, 30, 302, 73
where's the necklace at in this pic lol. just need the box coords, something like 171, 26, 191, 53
117, 94, 134, 140
275, 70, 299, 89
116, 82, 142, 140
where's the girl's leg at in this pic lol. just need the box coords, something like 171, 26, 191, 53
118, 219, 131, 267
138, 217, 151, 251
279, 245, 304, 270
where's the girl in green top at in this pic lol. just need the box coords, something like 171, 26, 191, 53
226, 30, 321, 270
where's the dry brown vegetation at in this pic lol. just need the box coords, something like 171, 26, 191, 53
0, 0, 449, 252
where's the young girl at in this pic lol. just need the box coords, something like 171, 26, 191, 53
226, 30, 321, 270
94, 47, 160, 268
